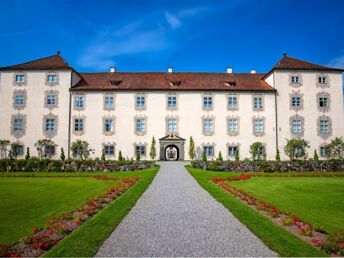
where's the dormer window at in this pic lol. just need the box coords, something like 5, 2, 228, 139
169, 81, 181, 87
45, 73, 59, 86
47, 75, 57, 83
16, 75, 25, 83
318, 76, 327, 84
110, 80, 122, 86
224, 81, 236, 87
14, 73, 27, 86
291, 76, 300, 84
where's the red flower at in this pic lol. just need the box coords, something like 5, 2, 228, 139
32, 228, 39, 233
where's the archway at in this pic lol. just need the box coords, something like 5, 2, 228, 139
165, 145, 179, 161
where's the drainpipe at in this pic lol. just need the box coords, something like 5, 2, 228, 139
67, 73, 72, 159
273, 73, 279, 155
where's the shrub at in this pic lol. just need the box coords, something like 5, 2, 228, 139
218, 151, 223, 161
149, 137, 156, 160
326, 137, 344, 160
136, 153, 141, 161
118, 150, 123, 161
275, 148, 281, 161
189, 137, 196, 160
60, 148, 65, 161
250, 142, 264, 160
71, 140, 90, 160
202, 151, 207, 161
25, 147, 30, 161
313, 150, 319, 161
284, 138, 310, 160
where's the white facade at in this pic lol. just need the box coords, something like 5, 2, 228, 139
0, 54, 343, 160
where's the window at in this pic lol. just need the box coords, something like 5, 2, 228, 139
253, 96, 263, 110
167, 118, 177, 133
46, 95, 56, 105
291, 96, 301, 107
258, 146, 265, 156
104, 145, 115, 156
167, 95, 177, 109
45, 118, 55, 132
136, 95, 145, 109
228, 146, 238, 156
319, 97, 328, 108
203, 146, 214, 156
15, 74, 25, 83
293, 147, 302, 158
44, 145, 55, 156
74, 118, 84, 132
253, 119, 264, 134
320, 146, 329, 157
291, 75, 300, 84
104, 95, 114, 110
104, 118, 114, 133
227, 119, 238, 133
74, 95, 85, 109
47, 75, 57, 84
203, 118, 214, 134
135, 118, 145, 133
13, 145, 24, 156
203, 95, 213, 109
318, 76, 327, 84
291, 120, 302, 134
13, 118, 24, 132
228, 95, 237, 109
15, 95, 24, 106
135, 145, 146, 156
319, 119, 329, 134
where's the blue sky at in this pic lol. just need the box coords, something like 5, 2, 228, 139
1, 0, 344, 73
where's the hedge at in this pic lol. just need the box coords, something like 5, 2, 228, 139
191, 160, 344, 172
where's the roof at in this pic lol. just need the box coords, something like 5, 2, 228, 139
263, 55, 344, 79
0, 54, 71, 70
71, 72, 275, 92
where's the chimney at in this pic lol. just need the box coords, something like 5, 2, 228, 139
167, 67, 173, 73
250, 69, 256, 74
226, 67, 233, 73
110, 66, 116, 73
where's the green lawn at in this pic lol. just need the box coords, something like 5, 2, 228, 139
229, 177, 344, 233
0, 167, 159, 256
186, 167, 325, 257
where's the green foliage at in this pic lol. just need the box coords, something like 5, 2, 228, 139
60, 148, 65, 161
118, 150, 123, 161
149, 137, 156, 160
284, 138, 310, 160
218, 151, 223, 161
313, 150, 319, 161
235, 149, 240, 161
10, 143, 22, 159
189, 137, 196, 160
136, 152, 141, 161
250, 142, 264, 161
326, 137, 344, 160
101, 149, 105, 161
0, 140, 10, 159
202, 151, 207, 161
71, 140, 90, 160
35, 139, 55, 159
25, 147, 30, 161
275, 148, 281, 161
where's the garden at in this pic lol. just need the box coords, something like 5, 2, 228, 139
0, 167, 159, 257
187, 167, 344, 257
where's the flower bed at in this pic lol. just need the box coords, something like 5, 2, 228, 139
211, 175, 344, 256
0, 176, 140, 257
191, 160, 344, 172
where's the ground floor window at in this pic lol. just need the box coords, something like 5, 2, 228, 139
44, 145, 55, 157
228, 146, 238, 156
136, 145, 146, 156
13, 144, 24, 156
103, 145, 115, 156
203, 145, 214, 156
320, 146, 330, 157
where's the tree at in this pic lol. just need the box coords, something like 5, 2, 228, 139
0, 140, 10, 159
136, 152, 141, 161
275, 148, 281, 161
101, 149, 105, 161
25, 147, 30, 161
313, 150, 319, 161
218, 151, 223, 161
60, 148, 65, 161
149, 137, 156, 160
35, 139, 55, 159
284, 138, 310, 160
71, 140, 90, 160
235, 149, 240, 161
202, 151, 207, 161
250, 142, 264, 161
326, 137, 344, 160
118, 150, 123, 161
10, 143, 21, 159
188, 137, 196, 160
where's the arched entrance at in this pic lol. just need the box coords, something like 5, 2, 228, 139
165, 145, 179, 161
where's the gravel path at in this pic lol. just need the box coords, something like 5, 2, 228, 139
96, 161, 276, 257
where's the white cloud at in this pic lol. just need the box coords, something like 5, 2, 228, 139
164, 12, 182, 29
327, 55, 344, 68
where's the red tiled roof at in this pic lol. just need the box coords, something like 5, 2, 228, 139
0, 54, 71, 70
71, 72, 275, 92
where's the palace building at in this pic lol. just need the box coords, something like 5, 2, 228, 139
0, 53, 343, 160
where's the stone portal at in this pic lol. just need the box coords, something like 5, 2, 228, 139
159, 134, 185, 161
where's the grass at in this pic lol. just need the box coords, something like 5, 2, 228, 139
229, 176, 344, 233
45, 166, 158, 257
186, 167, 326, 257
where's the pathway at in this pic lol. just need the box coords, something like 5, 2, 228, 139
96, 161, 276, 257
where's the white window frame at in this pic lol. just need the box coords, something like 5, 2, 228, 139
74, 95, 85, 109
203, 145, 214, 157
